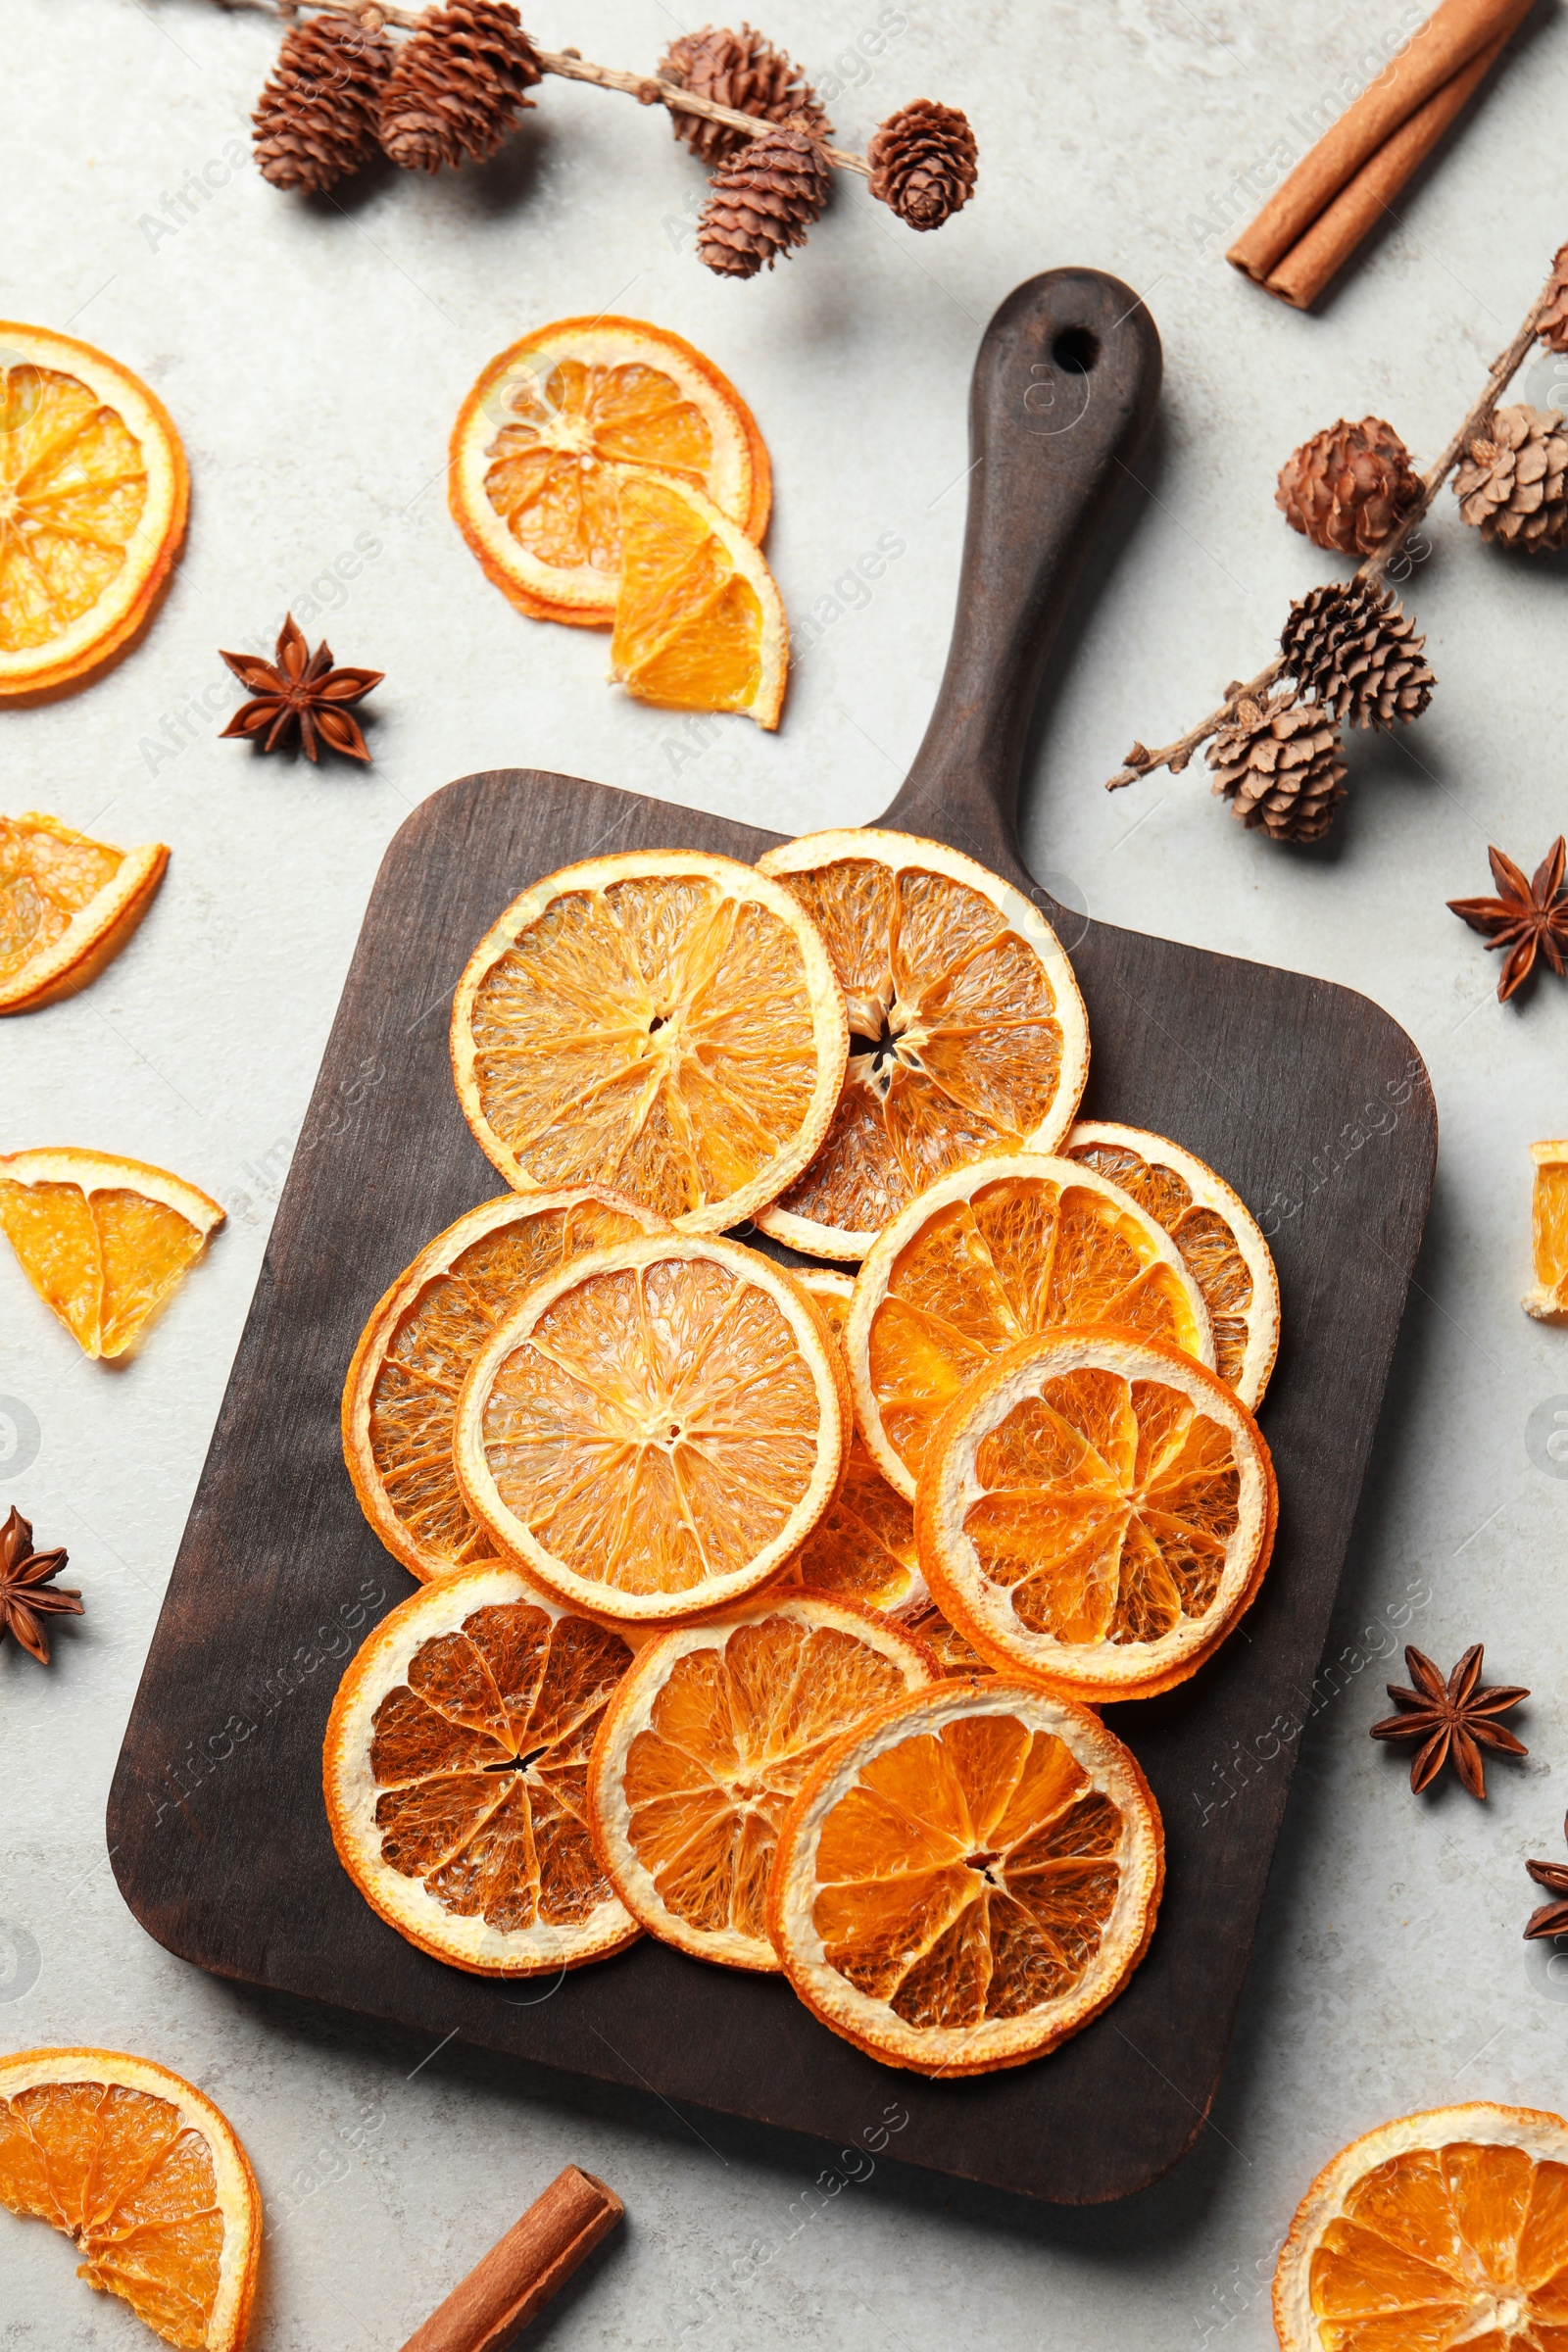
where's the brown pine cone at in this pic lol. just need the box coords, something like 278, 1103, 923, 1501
1276, 417, 1422, 557
1539, 242, 1568, 357
1454, 406, 1568, 553
697, 119, 830, 278
1279, 581, 1436, 732
1207, 693, 1348, 844
660, 24, 830, 166
867, 99, 977, 231
253, 16, 393, 195
378, 1, 542, 173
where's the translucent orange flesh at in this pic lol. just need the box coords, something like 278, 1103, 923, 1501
1534, 1159, 1568, 1306
0, 817, 122, 987
610, 475, 764, 714
621, 1613, 914, 1945
789, 1440, 924, 1614
1308, 2141, 1568, 2350
0, 365, 148, 654
962, 1371, 1241, 1649
0, 1180, 207, 1358
904, 1599, 989, 1677
369, 1598, 632, 1933
811, 1712, 1123, 2031
368, 1199, 653, 1572
482, 1256, 827, 1597
1067, 1138, 1254, 1389
469, 872, 819, 1218
868, 1173, 1206, 1486
0, 2082, 225, 2349
768, 859, 1066, 1235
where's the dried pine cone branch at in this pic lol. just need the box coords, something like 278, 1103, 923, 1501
1279, 581, 1436, 731
378, 0, 542, 172
1540, 243, 1568, 357
1454, 406, 1568, 553
660, 24, 830, 165
1207, 692, 1348, 844
698, 118, 831, 278
253, 15, 393, 193
867, 99, 977, 230
1276, 416, 1422, 557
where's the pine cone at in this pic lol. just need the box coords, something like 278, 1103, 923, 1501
1276, 417, 1423, 557
1454, 406, 1568, 553
253, 16, 393, 195
867, 99, 977, 231
1207, 693, 1348, 844
378, 1, 542, 173
1279, 581, 1436, 732
1539, 242, 1568, 357
697, 119, 830, 278
660, 24, 830, 166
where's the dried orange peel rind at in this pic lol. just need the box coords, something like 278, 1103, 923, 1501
0, 323, 188, 699
609, 472, 788, 731
323, 1563, 641, 1977
586, 1593, 935, 1973
768, 1679, 1163, 2077
1524, 1140, 1568, 1324
1272, 2102, 1568, 2352
0, 812, 169, 1013
0, 1148, 223, 1359
0, 2044, 261, 2352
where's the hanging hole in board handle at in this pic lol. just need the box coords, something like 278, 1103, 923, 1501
1051, 325, 1101, 375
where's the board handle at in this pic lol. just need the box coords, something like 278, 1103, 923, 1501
876, 269, 1162, 872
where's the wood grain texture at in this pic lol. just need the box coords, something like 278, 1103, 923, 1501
108, 272, 1436, 2203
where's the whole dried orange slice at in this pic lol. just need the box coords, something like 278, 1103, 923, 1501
587, 1594, 934, 1972
786, 1271, 927, 1618
450, 315, 769, 627
917, 1329, 1277, 1701
1066, 1120, 1280, 1408
1525, 1140, 1568, 1323
1273, 2102, 1568, 2352
0, 1149, 223, 1359
769, 1679, 1163, 2077
0, 2045, 260, 2351
0, 811, 169, 1013
846, 1152, 1213, 1501
451, 850, 847, 1229
755, 830, 1090, 1257
343, 1186, 667, 1583
323, 1562, 639, 1975
454, 1235, 849, 1623
0, 324, 187, 698
609, 472, 788, 729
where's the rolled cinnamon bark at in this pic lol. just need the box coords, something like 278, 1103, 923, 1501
399, 2166, 623, 2352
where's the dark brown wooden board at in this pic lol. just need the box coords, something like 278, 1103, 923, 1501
109, 272, 1436, 2204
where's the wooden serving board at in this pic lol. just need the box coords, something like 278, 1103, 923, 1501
110, 273, 1436, 2204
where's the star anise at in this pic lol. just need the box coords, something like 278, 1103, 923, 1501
1447, 837, 1568, 1003
0, 1505, 82, 1666
219, 613, 382, 762
1370, 1644, 1529, 1798
1524, 1812, 1568, 1940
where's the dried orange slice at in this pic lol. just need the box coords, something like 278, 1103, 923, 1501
0, 1149, 223, 1359
450, 315, 769, 627
904, 1597, 990, 1677
0, 324, 187, 698
609, 472, 788, 729
917, 1328, 1277, 1701
1273, 2102, 1568, 2352
846, 1152, 1213, 1501
769, 1679, 1163, 2076
323, 1562, 639, 1975
1066, 1121, 1280, 1408
0, 2045, 260, 2351
0, 811, 168, 1013
587, 1594, 934, 1971
1525, 1141, 1568, 1323
755, 830, 1090, 1257
343, 1186, 667, 1583
455, 1234, 849, 1623
451, 850, 847, 1228
785, 1271, 927, 1618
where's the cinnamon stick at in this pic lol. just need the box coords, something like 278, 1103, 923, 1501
398, 2166, 623, 2352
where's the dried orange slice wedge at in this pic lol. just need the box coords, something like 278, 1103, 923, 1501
755, 830, 1090, 1257
785, 1271, 927, 1618
0, 1149, 223, 1359
917, 1329, 1278, 1701
451, 850, 847, 1229
769, 1680, 1163, 2076
0, 2045, 260, 2351
846, 1152, 1213, 1501
454, 1234, 849, 1623
1525, 1140, 1568, 1323
0, 324, 187, 698
343, 1186, 667, 1583
450, 315, 769, 627
609, 472, 788, 729
1273, 2102, 1568, 2352
0, 811, 168, 1013
1066, 1121, 1280, 1408
323, 1562, 639, 1975
903, 1597, 990, 1677
587, 1594, 934, 1971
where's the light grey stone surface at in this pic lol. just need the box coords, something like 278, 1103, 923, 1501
3, 1, 1567, 2343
